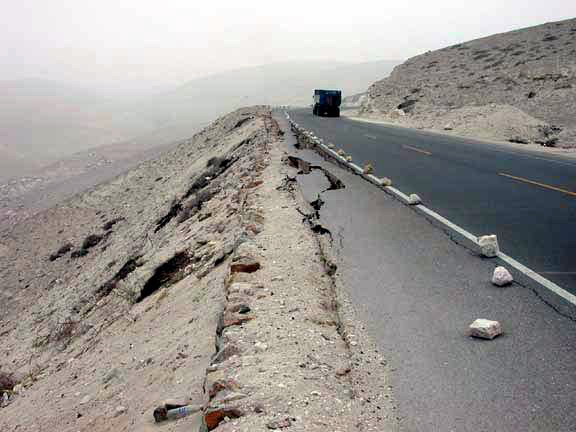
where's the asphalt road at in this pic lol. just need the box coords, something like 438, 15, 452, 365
289, 109, 576, 293
276, 113, 576, 431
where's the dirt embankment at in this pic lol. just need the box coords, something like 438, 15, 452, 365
0, 107, 397, 431
359, 18, 576, 149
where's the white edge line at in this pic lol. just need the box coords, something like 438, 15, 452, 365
366, 174, 384, 186
415, 205, 479, 244
294, 124, 576, 307
386, 186, 410, 203
349, 163, 363, 174
327, 149, 339, 158
497, 252, 576, 306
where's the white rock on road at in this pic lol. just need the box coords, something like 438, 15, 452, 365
478, 235, 499, 257
469, 319, 502, 340
492, 266, 513, 286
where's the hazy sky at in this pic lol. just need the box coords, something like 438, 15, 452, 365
1, 1, 575, 92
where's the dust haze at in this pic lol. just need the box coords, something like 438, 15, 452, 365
1, 1, 575, 179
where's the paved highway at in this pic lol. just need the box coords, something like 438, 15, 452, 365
289, 109, 576, 293
276, 112, 576, 431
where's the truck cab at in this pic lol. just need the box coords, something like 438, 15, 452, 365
313, 89, 341, 117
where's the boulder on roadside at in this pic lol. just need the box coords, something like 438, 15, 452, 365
492, 266, 513, 286
408, 194, 421, 205
469, 319, 502, 340
478, 235, 499, 257
380, 177, 392, 187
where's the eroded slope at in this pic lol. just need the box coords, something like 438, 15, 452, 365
0, 106, 274, 431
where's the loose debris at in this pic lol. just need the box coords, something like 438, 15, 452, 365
408, 193, 421, 205
492, 266, 513, 286
469, 319, 503, 339
478, 234, 500, 257
380, 177, 393, 187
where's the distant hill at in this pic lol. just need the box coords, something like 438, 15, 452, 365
0, 80, 155, 173
136, 60, 400, 127
0, 60, 400, 181
359, 18, 576, 148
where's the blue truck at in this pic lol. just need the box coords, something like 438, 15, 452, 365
313, 89, 341, 117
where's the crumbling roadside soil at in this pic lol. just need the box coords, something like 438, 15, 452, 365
0, 107, 399, 431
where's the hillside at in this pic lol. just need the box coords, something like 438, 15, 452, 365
359, 18, 576, 148
0, 107, 395, 431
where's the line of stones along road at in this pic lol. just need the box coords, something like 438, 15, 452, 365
285, 112, 513, 340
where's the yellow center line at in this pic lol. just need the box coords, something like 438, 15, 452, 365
403, 145, 432, 156
499, 173, 576, 197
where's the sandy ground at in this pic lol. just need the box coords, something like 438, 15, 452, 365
0, 138, 180, 236
0, 107, 398, 431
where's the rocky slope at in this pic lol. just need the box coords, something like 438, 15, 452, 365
360, 18, 576, 148
0, 107, 397, 431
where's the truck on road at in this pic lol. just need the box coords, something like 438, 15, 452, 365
313, 89, 341, 117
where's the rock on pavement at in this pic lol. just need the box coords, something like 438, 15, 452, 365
469, 319, 503, 340
492, 266, 513, 286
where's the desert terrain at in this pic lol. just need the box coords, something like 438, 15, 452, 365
358, 18, 576, 148
0, 107, 397, 431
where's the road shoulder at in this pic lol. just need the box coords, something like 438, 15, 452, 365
280, 111, 576, 431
